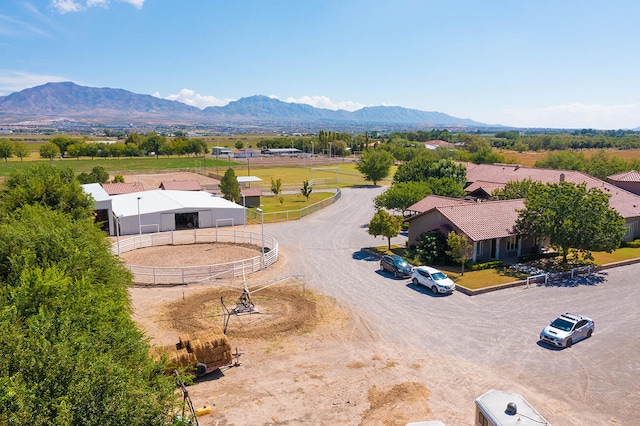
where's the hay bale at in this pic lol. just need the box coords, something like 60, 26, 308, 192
169, 348, 197, 367
178, 334, 192, 350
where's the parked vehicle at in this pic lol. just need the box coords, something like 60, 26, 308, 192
411, 266, 456, 294
539, 313, 594, 348
380, 254, 412, 278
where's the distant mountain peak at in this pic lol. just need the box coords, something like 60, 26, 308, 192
0, 82, 495, 130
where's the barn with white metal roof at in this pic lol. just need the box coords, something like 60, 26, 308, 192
83, 185, 246, 236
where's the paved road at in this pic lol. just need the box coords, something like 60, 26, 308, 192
264, 186, 640, 424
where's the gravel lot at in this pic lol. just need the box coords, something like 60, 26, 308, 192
130, 184, 640, 425
262, 186, 640, 425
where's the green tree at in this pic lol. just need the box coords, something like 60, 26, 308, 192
112, 174, 125, 183
514, 181, 626, 263
50, 135, 79, 154
235, 140, 244, 149
0, 139, 13, 161
77, 166, 110, 184
446, 231, 473, 275
492, 178, 546, 200
219, 168, 241, 203
12, 141, 29, 161
301, 180, 313, 201
271, 178, 282, 196
39, 142, 60, 161
413, 231, 448, 265
393, 156, 466, 186
143, 133, 166, 157
0, 163, 94, 221
374, 181, 432, 215
356, 149, 394, 185
0, 205, 177, 425
368, 209, 403, 249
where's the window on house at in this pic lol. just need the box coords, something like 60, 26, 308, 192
506, 236, 518, 252
624, 224, 634, 239
476, 241, 482, 256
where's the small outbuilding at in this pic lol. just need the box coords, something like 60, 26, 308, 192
241, 187, 263, 208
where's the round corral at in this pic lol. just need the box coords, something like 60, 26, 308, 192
114, 229, 278, 285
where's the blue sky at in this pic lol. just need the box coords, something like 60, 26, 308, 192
2, 1, 640, 129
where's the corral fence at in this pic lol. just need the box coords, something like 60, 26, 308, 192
246, 188, 342, 223
524, 265, 592, 288
112, 229, 278, 285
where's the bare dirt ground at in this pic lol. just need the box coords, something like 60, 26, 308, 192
129, 244, 439, 426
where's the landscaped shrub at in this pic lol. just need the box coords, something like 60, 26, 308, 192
464, 260, 503, 271
411, 231, 449, 265
622, 239, 640, 248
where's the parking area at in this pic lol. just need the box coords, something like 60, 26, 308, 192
268, 186, 640, 424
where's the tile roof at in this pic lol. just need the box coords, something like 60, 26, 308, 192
436, 199, 525, 241
608, 170, 640, 182
241, 187, 263, 197
464, 180, 505, 196
463, 162, 640, 219
159, 180, 202, 191
102, 182, 144, 195
407, 195, 472, 213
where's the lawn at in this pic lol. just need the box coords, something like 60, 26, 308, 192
254, 191, 335, 212
0, 156, 236, 177
368, 244, 640, 291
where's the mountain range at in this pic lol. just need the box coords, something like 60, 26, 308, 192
0, 82, 495, 130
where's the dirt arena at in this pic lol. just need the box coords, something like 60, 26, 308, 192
129, 244, 438, 425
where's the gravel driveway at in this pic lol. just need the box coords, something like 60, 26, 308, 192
256, 186, 640, 425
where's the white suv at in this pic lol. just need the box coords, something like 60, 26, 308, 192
411, 266, 455, 294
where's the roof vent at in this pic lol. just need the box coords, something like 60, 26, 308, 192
505, 402, 517, 415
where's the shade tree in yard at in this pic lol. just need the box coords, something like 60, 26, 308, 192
368, 209, 404, 250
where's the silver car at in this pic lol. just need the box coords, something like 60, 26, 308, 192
539, 313, 594, 348
411, 266, 456, 294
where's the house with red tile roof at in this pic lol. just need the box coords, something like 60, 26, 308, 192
406, 198, 540, 263
405, 163, 640, 263
607, 170, 640, 196
462, 162, 640, 241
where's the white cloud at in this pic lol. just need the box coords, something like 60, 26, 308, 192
0, 71, 68, 96
51, 0, 144, 13
51, 0, 82, 13
157, 89, 234, 109
501, 103, 640, 130
284, 95, 364, 112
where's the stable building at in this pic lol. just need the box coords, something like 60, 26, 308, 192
83, 185, 246, 236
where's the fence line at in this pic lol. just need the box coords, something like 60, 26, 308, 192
246, 188, 342, 223
112, 229, 278, 285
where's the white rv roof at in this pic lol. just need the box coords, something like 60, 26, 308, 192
110, 190, 244, 218
475, 390, 549, 426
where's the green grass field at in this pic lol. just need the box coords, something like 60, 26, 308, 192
255, 191, 334, 211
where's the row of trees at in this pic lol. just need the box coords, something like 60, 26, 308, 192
0, 164, 178, 424
0, 139, 31, 161
36, 134, 210, 161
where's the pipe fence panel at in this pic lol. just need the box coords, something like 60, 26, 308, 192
113, 229, 278, 285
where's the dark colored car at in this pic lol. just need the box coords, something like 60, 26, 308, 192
380, 254, 412, 278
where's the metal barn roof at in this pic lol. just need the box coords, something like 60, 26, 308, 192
110, 190, 244, 218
